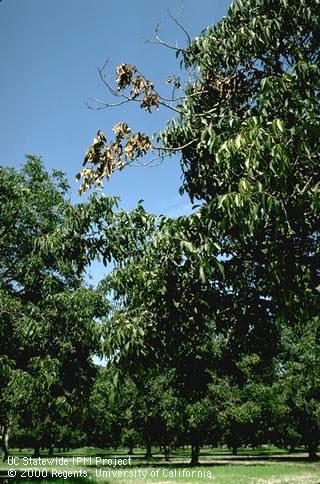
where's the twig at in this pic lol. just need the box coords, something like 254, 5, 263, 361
144, 23, 214, 73
167, 8, 191, 46
152, 138, 197, 151
299, 176, 313, 195
87, 98, 131, 109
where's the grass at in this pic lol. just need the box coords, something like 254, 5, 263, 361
0, 446, 319, 483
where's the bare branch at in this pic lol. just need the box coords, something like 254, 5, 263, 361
126, 153, 167, 168
157, 100, 181, 113
98, 65, 122, 97
93, 62, 184, 113
152, 138, 197, 152
144, 34, 185, 53
167, 8, 191, 46
87, 97, 131, 110
157, 89, 209, 103
145, 25, 213, 73
299, 176, 313, 195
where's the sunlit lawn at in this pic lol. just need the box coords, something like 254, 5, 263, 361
1, 446, 319, 483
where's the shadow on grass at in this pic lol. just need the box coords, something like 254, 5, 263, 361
80, 460, 315, 471
198, 455, 317, 463
85, 455, 319, 468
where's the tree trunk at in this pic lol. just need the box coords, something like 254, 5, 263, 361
190, 443, 199, 466
308, 442, 319, 460
232, 446, 238, 456
128, 446, 134, 455
164, 445, 170, 462
145, 440, 152, 459
33, 443, 40, 458
48, 445, 54, 456
1, 424, 10, 462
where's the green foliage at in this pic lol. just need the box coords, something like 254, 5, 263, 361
278, 317, 320, 456
0, 156, 117, 453
93, 0, 320, 459
3, 0, 320, 463
156, 0, 320, 455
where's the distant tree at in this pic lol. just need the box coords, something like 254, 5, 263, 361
278, 318, 320, 459
0, 156, 116, 460
88, 367, 142, 450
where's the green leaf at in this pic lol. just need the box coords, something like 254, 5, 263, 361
276, 119, 285, 133
216, 260, 224, 276
181, 240, 196, 254
199, 265, 206, 283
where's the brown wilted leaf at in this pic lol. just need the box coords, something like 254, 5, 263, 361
140, 92, 159, 112
112, 122, 130, 137
83, 130, 107, 166
79, 127, 152, 193
131, 76, 153, 98
125, 133, 151, 159
115, 64, 136, 90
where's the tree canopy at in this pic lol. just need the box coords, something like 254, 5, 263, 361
77, 0, 320, 461
2, 0, 320, 466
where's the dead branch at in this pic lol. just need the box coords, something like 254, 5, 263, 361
167, 8, 191, 46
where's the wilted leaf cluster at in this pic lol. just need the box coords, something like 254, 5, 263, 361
116, 63, 159, 112
77, 125, 151, 193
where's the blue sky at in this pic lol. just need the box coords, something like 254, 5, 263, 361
0, 0, 231, 282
